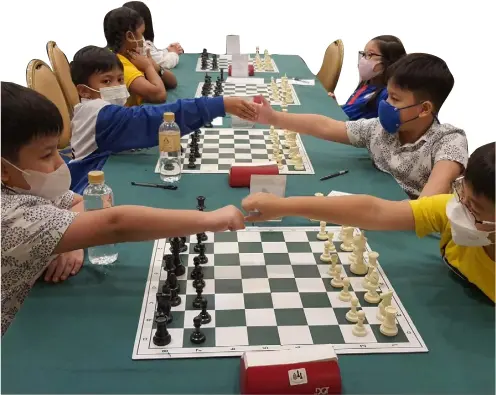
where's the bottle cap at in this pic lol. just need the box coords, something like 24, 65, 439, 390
163, 112, 175, 122
88, 170, 104, 184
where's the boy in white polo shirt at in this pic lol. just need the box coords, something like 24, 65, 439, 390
251, 53, 468, 199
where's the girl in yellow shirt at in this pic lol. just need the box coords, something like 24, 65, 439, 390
103, 6, 177, 106
242, 142, 496, 302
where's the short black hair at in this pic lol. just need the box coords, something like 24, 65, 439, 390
123, 1, 154, 42
386, 53, 454, 112
70, 45, 124, 86
465, 142, 495, 203
1, 82, 62, 162
104, 6, 144, 52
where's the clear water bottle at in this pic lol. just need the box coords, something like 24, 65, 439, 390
83, 170, 118, 265
158, 112, 182, 184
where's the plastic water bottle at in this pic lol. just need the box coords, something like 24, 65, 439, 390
83, 170, 118, 265
158, 112, 182, 184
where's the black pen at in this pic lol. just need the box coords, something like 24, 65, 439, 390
320, 170, 349, 181
131, 182, 178, 190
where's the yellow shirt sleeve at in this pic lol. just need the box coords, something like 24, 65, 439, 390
116, 54, 144, 88
408, 194, 453, 237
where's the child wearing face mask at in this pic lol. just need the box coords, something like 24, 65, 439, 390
1, 81, 247, 336
249, 53, 468, 199
68, 45, 258, 193
103, 6, 177, 105
242, 142, 496, 303
123, 1, 183, 70
332, 35, 406, 121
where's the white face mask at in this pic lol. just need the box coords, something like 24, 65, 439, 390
358, 56, 381, 81
84, 85, 129, 106
446, 197, 495, 247
3, 160, 71, 200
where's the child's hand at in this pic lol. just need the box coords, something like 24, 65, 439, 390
205, 205, 246, 232
127, 50, 152, 72
242, 192, 284, 222
252, 95, 275, 125
167, 43, 183, 54
44, 249, 84, 282
224, 97, 258, 121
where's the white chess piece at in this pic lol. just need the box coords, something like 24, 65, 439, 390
293, 156, 304, 171
320, 241, 332, 262
340, 227, 354, 251
346, 297, 359, 323
330, 265, 343, 288
380, 306, 398, 337
327, 254, 338, 276
377, 290, 394, 321
352, 310, 367, 337
349, 235, 368, 275
317, 221, 328, 240
339, 277, 352, 302
364, 270, 381, 303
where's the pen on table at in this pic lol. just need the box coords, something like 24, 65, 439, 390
131, 182, 177, 190
319, 170, 349, 181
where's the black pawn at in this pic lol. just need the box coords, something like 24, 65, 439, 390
198, 243, 208, 264
192, 270, 205, 289
179, 236, 188, 253
168, 273, 181, 306
192, 282, 205, 309
190, 315, 206, 344
191, 256, 202, 279
153, 315, 171, 346
199, 299, 211, 325
157, 290, 173, 324
194, 233, 202, 253
220, 68, 224, 82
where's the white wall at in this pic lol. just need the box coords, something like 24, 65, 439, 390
1, 0, 493, 152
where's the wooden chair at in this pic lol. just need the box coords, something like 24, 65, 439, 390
316, 39, 344, 93
46, 40, 80, 117
26, 59, 72, 151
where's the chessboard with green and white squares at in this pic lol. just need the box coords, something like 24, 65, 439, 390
132, 226, 427, 359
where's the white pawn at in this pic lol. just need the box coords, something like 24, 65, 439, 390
377, 290, 394, 321
327, 254, 338, 276
339, 277, 352, 302
330, 264, 343, 288
380, 306, 398, 337
327, 232, 336, 251
317, 221, 328, 240
346, 297, 359, 323
320, 241, 332, 262
352, 310, 367, 337
364, 270, 381, 303
340, 227, 354, 251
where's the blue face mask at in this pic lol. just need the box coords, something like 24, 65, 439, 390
378, 100, 425, 134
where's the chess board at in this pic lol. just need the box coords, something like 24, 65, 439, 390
195, 81, 301, 106
195, 55, 279, 73
154, 128, 314, 174
132, 226, 428, 360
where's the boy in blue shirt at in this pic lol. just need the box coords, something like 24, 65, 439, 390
68, 45, 256, 193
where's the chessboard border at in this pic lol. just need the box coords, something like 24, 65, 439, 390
194, 55, 279, 73
194, 82, 301, 106
153, 128, 315, 175
132, 226, 428, 360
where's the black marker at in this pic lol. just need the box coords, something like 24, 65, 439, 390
319, 170, 349, 181
131, 182, 177, 190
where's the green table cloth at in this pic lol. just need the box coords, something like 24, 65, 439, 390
1, 54, 494, 394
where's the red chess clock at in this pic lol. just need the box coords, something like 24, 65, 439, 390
228, 64, 255, 76
240, 346, 342, 394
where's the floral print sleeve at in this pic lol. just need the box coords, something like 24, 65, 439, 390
431, 131, 469, 168
345, 118, 381, 149
1, 188, 78, 335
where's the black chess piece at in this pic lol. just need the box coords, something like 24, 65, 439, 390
168, 272, 181, 302
153, 314, 171, 346
194, 233, 202, 253
163, 255, 175, 287
197, 196, 206, 211
199, 299, 211, 324
193, 141, 201, 158
192, 281, 205, 308
191, 256, 202, 279
157, 290, 173, 324
198, 243, 208, 264
174, 258, 186, 277
161, 282, 171, 295
192, 270, 205, 289
179, 236, 187, 253
190, 315, 206, 344
220, 68, 224, 81
187, 153, 196, 169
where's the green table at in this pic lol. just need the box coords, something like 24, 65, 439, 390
2, 54, 494, 394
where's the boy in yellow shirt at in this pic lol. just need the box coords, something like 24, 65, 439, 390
242, 142, 495, 302
103, 6, 177, 105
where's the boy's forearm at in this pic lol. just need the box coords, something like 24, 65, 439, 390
161, 70, 177, 89
268, 111, 350, 144
276, 195, 414, 231
56, 206, 217, 254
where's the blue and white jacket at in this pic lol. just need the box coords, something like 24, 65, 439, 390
68, 96, 225, 193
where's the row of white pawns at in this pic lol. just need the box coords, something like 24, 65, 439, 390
269, 126, 304, 170
316, 221, 399, 337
